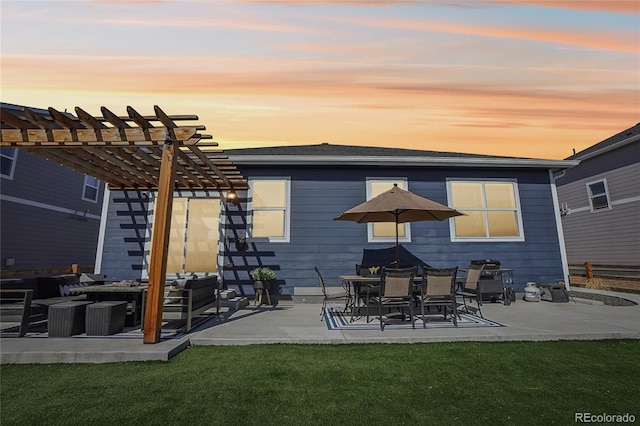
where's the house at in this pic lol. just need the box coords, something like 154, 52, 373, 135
555, 124, 640, 268
96, 142, 578, 297
0, 102, 106, 273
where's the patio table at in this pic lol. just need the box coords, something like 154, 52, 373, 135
340, 275, 423, 322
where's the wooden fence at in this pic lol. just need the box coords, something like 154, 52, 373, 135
569, 263, 640, 281
0, 264, 94, 279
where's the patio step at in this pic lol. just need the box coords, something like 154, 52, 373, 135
220, 296, 249, 312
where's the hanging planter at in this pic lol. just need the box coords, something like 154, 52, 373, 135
235, 237, 247, 252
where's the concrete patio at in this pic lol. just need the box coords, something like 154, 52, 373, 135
1, 288, 638, 364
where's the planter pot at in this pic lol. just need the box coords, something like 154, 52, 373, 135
253, 280, 267, 290
235, 240, 247, 252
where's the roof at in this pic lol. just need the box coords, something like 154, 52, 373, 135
1, 102, 247, 190
226, 143, 578, 170
566, 123, 640, 161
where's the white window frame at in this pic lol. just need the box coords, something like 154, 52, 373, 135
447, 179, 525, 242
366, 178, 411, 243
248, 177, 291, 243
82, 175, 100, 203
586, 179, 612, 212
0, 147, 18, 180
142, 190, 223, 279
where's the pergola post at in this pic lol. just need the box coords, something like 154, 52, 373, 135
143, 138, 178, 344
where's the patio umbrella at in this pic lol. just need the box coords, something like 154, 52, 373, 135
334, 184, 463, 266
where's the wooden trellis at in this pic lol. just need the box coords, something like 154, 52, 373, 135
1, 104, 247, 343
0, 104, 247, 191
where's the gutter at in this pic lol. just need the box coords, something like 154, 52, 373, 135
227, 154, 579, 170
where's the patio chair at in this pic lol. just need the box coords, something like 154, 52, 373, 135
351, 264, 380, 322
368, 266, 417, 331
314, 267, 351, 321
456, 264, 485, 318
418, 267, 459, 328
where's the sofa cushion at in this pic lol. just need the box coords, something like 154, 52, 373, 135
36, 276, 66, 299
184, 276, 217, 290
0, 278, 39, 298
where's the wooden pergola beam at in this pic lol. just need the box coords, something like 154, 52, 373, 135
1, 104, 248, 344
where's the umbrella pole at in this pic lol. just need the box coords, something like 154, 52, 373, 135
395, 214, 400, 267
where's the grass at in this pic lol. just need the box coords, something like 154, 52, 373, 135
1, 340, 639, 425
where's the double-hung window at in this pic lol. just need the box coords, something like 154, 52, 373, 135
367, 178, 410, 243
249, 178, 290, 242
586, 179, 611, 212
1, 148, 18, 179
82, 175, 100, 202
448, 180, 524, 241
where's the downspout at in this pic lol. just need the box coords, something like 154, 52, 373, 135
549, 170, 571, 290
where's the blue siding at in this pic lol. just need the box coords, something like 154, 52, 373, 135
221, 165, 565, 294
99, 165, 566, 293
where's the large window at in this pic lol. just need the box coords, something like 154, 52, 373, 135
82, 175, 100, 202
249, 178, 290, 242
1, 148, 18, 179
587, 179, 611, 212
161, 198, 221, 274
448, 180, 524, 241
367, 178, 410, 242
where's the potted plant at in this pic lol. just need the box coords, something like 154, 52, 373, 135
250, 266, 276, 289
250, 267, 277, 306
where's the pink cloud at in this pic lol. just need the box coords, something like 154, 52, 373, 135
340, 16, 637, 53
486, 0, 639, 14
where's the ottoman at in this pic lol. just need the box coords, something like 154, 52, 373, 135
86, 301, 127, 336
48, 301, 92, 337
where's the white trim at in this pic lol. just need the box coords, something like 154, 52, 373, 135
446, 179, 525, 242
365, 178, 411, 243
248, 177, 291, 243
562, 195, 640, 216
586, 178, 612, 212
229, 154, 579, 170
82, 175, 101, 203
94, 187, 111, 274
613, 195, 640, 205
550, 171, 571, 290
0, 194, 101, 220
572, 133, 640, 160
0, 147, 18, 180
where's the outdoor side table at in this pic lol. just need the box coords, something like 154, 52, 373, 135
86, 301, 128, 336
48, 301, 92, 337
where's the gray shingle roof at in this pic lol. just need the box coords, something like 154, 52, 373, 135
566, 123, 640, 160
225, 142, 529, 160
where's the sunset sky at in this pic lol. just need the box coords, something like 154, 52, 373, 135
1, 0, 638, 159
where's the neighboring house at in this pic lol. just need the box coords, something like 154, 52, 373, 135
556, 123, 640, 267
0, 102, 105, 272
96, 143, 577, 295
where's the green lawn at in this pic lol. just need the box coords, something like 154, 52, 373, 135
1, 340, 639, 425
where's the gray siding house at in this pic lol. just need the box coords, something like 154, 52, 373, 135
556, 124, 640, 266
1, 103, 105, 272
96, 143, 577, 296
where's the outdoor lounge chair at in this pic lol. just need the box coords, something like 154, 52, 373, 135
315, 267, 351, 321
456, 264, 485, 318
368, 266, 417, 331
418, 267, 459, 328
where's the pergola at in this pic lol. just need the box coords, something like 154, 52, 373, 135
0, 104, 248, 343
